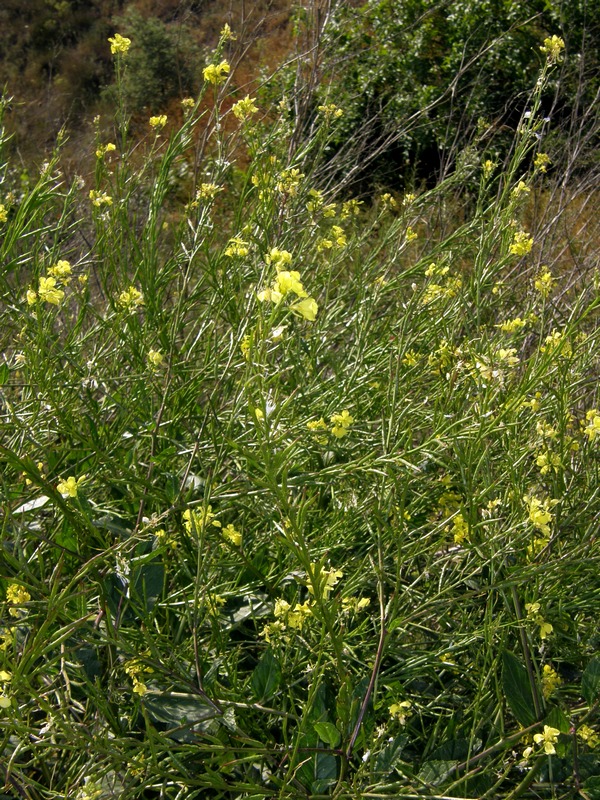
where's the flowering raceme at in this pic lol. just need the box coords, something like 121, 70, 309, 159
203, 60, 230, 85
108, 33, 131, 56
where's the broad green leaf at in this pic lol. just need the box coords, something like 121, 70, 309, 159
545, 705, 569, 734
314, 721, 341, 748
418, 760, 458, 786
374, 734, 408, 777
312, 752, 338, 794
502, 650, 537, 726
583, 776, 600, 800
582, 657, 600, 705
251, 649, 281, 700
0, 363, 9, 386
143, 694, 220, 742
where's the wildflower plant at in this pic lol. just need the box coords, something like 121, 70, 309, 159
0, 19, 599, 800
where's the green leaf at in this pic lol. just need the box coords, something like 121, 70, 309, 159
251, 649, 281, 700
502, 650, 537, 726
545, 705, 570, 734
583, 776, 600, 800
418, 760, 458, 786
582, 657, 600, 705
314, 721, 341, 748
374, 734, 408, 777
143, 694, 220, 742
131, 562, 164, 611
0, 363, 9, 386
312, 752, 338, 794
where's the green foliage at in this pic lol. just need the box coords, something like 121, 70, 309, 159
312, 0, 600, 187
1, 20, 600, 800
113, 9, 200, 112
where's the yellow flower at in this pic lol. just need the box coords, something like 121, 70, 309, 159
220, 23, 236, 41
331, 410, 354, 438
276, 168, 304, 196
402, 350, 419, 366
389, 700, 411, 724
149, 115, 167, 130
512, 180, 530, 198
274, 598, 312, 630
584, 409, 600, 441
498, 347, 520, 367
47, 260, 72, 283
132, 679, 148, 696
534, 153, 551, 173
183, 506, 221, 533
509, 231, 534, 256
37, 276, 65, 305
147, 349, 164, 369
540, 35, 565, 63
240, 335, 251, 360
451, 513, 470, 544
341, 198, 363, 218
534, 267, 555, 297
318, 103, 344, 119
118, 286, 144, 311
578, 724, 599, 749
536, 451, 561, 475
57, 475, 86, 498
108, 33, 131, 56
195, 183, 222, 201
498, 316, 526, 334
6, 584, 31, 616
308, 565, 343, 599
541, 329, 572, 358
525, 495, 555, 536
274, 270, 306, 297
533, 725, 560, 755
96, 142, 116, 159
221, 524, 242, 546
89, 190, 113, 207
482, 159, 496, 178
203, 60, 230, 85
232, 95, 258, 121
405, 226, 418, 242
266, 247, 293, 270
341, 596, 371, 613
0, 204, 9, 223
542, 664, 562, 698
224, 237, 249, 257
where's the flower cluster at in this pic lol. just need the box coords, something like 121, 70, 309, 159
108, 33, 131, 56
6, 584, 31, 617
523, 725, 560, 758
389, 700, 412, 725
118, 285, 144, 312
149, 115, 167, 130
308, 564, 343, 599
57, 475, 86, 498
584, 409, 600, 441
96, 142, 116, 159
509, 231, 534, 256
89, 190, 113, 208
124, 658, 154, 696
0, 670, 11, 709
541, 664, 562, 698
540, 35, 565, 63
203, 60, 230, 85
525, 601, 553, 639
257, 249, 318, 321
232, 95, 258, 121
27, 260, 73, 306
330, 410, 354, 438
